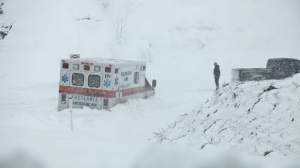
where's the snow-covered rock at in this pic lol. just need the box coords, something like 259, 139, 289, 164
0, 2, 13, 40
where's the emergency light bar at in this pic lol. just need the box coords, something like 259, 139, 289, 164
70, 54, 80, 59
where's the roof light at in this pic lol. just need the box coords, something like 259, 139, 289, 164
81, 62, 84, 64
86, 62, 89, 64
62, 63, 69, 69
62, 60, 66, 62
109, 64, 112, 67
90, 63, 93, 65
84, 65, 90, 71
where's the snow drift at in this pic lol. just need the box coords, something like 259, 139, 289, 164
155, 74, 300, 158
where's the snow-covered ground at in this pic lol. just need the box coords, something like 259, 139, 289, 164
0, 0, 299, 167
0, 84, 213, 168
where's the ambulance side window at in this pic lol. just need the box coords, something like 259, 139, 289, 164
88, 75, 100, 88
134, 72, 139, 84
140, 66, 146, 71
72, 73, 84, 86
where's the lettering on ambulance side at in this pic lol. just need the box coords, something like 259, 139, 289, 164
120, 83, 131, 89
72, 95, 98, 108
72, 95, 98, 102
73, 102, 97, 108
121, 71, 132, 76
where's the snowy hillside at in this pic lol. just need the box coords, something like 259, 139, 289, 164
155, 74, 300, 159
1, 0, 300, 88
0, 0, 300, 167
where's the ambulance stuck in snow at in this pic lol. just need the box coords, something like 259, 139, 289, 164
58, 55, 156, 111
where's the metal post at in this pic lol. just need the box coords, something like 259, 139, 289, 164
69, 95, 73, 131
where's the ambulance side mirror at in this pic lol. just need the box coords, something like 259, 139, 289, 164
152, 80, 157, 88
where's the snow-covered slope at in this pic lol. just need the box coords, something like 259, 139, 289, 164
155, 74, 300, 159
1, 0, 300, 88
0, 0, 300, 167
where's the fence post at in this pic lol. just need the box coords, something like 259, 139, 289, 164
69, 95, 73, 131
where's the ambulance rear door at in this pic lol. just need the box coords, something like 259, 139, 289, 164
69, 69, 103, 110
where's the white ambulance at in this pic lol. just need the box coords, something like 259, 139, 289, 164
58, 55, 156, 111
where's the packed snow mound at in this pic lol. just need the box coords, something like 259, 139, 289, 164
155, 74, 300, 157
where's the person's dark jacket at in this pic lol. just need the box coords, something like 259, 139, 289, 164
214, 65, 220, 78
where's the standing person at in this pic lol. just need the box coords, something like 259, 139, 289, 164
213, 62, 220, 90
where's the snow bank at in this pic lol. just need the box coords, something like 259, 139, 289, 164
155, 74, 300, 162
132, 146, 300, 168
